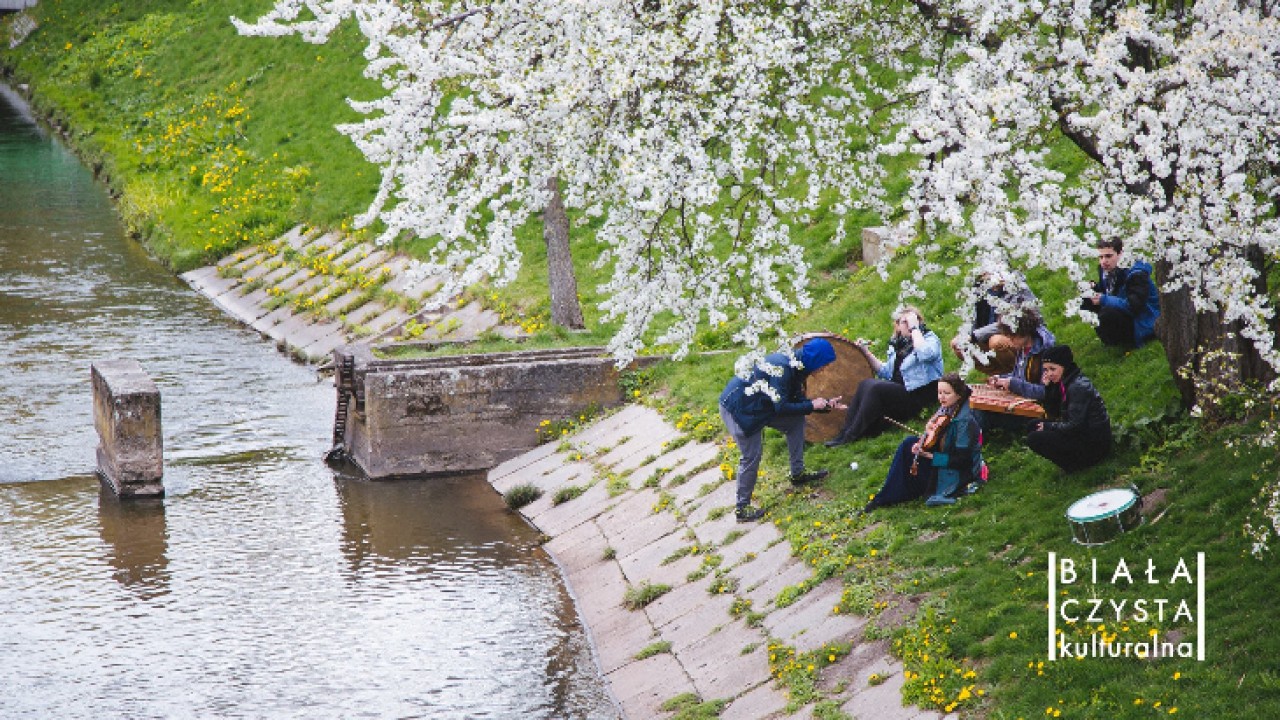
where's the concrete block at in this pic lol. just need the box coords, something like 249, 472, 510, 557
719, 521, 784, 569
542, 519, 609, 577
92, 359, 163, 498
528, 481, 614, 538
590, 602, 659, 674
761, 578, 865, 653
862, 226, 888, 265
489, 442, 564, 487
651, 585, 735, 654
348, 248, 393, 273
347, 352, 628, 477
721, 681, 791, 720
679, 621, 773, 701
606, 654, 695, 720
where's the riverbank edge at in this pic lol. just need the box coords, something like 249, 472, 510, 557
0, 71, 130, 217
489, 404, 951, 720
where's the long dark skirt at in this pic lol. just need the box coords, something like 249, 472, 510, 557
867, 436, 935, 507
1026, 428, 1110, 472
835, 378, 937, 443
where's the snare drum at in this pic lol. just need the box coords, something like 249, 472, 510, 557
1065, 488, 1143, 546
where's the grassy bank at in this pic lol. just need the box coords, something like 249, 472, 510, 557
1, 0, 380, 270
6, 3, 1280, 719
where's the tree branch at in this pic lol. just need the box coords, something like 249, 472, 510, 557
427, 7, 490, 33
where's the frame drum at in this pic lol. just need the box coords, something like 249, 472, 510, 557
795, 332, 876, 443
1065, 487, 1143, 546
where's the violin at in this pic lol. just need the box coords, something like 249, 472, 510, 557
910, 410, 952, 476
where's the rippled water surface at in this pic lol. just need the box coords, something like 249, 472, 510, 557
0, 84, 614, 719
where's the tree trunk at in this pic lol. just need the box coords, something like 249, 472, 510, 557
1155, 251, 1276, 412
543, 176, 585, 330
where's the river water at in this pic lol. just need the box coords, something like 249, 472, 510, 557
0, 84, 615, 719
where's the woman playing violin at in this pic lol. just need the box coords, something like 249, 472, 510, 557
863, 373, 984, 512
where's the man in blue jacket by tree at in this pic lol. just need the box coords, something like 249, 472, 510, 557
1082, 239, 1161, 347
719, 339, 845, 522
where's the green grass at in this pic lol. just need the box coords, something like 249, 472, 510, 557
6, 4, 1280, 717
2, 0, 380, 270
502, 483, 542, 510
622, 581, 672, 610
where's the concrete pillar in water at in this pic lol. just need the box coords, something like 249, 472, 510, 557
91, 359, 164, 498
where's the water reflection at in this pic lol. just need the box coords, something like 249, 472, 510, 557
337, 472, 541, 571
96, 484, 170, 599
0, 82, 615, 719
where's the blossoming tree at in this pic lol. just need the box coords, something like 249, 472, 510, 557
860, 0, 1279, 405
233, 0, 873, 369
236, 0, 1280, 542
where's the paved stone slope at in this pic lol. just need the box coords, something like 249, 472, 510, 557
181, 226, 521, 362
490, 404, 953, 720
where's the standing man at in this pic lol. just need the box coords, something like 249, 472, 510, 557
1082, 239, 1160, 347
719, 338, 845, 522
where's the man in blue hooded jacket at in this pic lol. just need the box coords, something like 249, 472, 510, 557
1082, 239, 1161, 347
719, 338, 845, 522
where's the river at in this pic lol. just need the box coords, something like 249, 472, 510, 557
0, 83, 615, 719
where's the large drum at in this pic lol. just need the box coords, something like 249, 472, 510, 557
795, 332, 876, 443
1065, 487, 1143, 546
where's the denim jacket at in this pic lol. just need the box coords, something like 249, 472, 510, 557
875, 330, 944, 392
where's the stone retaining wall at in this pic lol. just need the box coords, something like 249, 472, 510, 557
335, 345, 647, 478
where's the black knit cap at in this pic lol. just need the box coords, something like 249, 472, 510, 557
1041, 344, 1074, 368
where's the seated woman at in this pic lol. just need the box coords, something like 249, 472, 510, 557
978, 307, 1055, 433
824, 306, 944, 448
1025, 345, 1112, 472
863, 373, 983, 512
950, 270, 1038, 376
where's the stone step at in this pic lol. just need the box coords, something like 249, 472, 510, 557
489, 407, 953, 720
185, 225, 527, 364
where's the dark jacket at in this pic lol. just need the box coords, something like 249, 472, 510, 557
1042, 369, 1111, 445
720, 351, 816, 436
1094, 260, 1160, 346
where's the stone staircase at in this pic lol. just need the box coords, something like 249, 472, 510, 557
490, 404, 953, 720
181, 226, 524, 363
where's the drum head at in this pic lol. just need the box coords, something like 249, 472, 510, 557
795, 332, 876, 442
1066, 488, 1138, 522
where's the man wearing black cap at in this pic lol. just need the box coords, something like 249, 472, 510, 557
720, 339, 846, 522
1025, 344, 1113, 471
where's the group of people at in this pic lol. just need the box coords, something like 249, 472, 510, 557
719, 239, 1161, 522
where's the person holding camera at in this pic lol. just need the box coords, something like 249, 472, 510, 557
824, 306, 944, 448
1082, 238, 1160, 348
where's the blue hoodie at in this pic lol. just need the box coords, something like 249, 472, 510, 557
719, 339, 835, 436
1097, 259, 1160, 346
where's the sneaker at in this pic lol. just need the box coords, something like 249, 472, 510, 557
735, 505, 766, 523
790, 469, 830, 486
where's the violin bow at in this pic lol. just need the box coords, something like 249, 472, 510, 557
881, 416, 921, 435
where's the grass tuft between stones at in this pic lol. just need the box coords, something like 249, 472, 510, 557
504, 483, 542, 510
